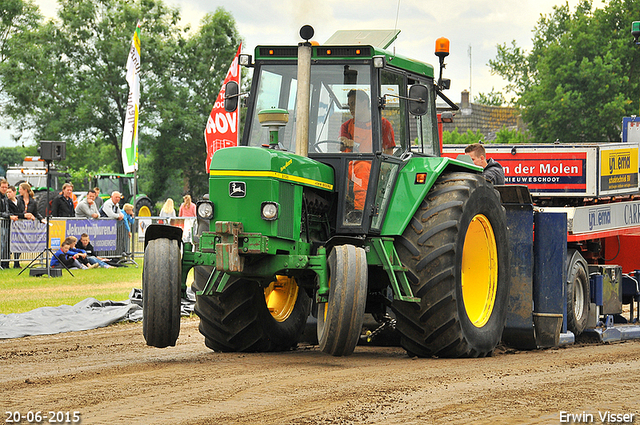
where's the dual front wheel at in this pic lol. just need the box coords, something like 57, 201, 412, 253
191, 244, 368, 356
142, 238, 182, 348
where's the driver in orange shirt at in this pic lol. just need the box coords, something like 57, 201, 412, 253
339, 89, 395, 211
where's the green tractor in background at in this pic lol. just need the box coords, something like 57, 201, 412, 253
142, 27, 511, 357
92, 173, 154, 216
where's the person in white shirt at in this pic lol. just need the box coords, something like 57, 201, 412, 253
100, 191, 124, 221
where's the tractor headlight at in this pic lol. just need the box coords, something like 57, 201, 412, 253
261, 202, 278, 221
197, 201, 214, 220
373, 55, 386, 69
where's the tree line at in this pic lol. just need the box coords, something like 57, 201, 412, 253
2, 0, 640, 197
0, 0, 241, 201
487, 0, 640, 143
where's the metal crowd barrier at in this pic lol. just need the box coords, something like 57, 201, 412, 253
0, 216, 197, 269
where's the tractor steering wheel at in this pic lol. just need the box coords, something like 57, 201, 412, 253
311, 139, 344, 153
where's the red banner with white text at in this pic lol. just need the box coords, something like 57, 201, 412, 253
204, 44, 242, 171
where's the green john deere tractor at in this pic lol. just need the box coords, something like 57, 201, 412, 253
92, 173, 154, 216
142, 27, 511, 357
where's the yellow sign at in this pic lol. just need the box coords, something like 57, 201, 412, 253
601, 147, 638, 176
600, 147, 639, 192
48, 219, 67, 250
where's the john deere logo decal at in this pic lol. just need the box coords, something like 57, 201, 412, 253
229, 181, 246, 198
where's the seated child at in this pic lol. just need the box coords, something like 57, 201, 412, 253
51, 240, 90, 269
67, 235, 111, 268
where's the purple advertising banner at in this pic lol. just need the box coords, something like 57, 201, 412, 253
9, 219, 118, 253
10, 220, 47, 253
65, 219, 118, 251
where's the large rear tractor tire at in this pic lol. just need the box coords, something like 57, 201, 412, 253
135, 197, 154, 217
392, 172, 510, 358
317, 245, 368, 356
566, 249, 589, 336
35, 191, 51, 218
192, 267, 311, 352
142, 238, 182, 348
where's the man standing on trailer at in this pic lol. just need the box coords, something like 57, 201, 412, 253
465, 143, 505, 185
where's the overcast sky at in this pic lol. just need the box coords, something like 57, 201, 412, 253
1, 0, 583, 147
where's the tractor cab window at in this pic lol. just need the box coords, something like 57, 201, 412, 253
246, 63, 386, 154
380, 70, 406, 156
96, 176, 119, 195
408, 80, 439, 156
246, 65, 298, 150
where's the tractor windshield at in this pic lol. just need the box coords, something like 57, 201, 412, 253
96, 176, 120, 195
246, 63, 402, 155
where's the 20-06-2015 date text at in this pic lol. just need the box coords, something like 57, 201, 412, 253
5, 411, 81, 424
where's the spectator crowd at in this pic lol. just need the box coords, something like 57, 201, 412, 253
2, 182, 197, 270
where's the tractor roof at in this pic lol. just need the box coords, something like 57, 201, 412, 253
254, 29, 435, 79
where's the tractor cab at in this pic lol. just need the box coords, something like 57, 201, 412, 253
239, 33, 441, 234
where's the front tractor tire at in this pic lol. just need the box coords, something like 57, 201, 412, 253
143, 238, 182, 348
393, 172, 510, 358
192, 267, 311, 352
317, 245, 368, 356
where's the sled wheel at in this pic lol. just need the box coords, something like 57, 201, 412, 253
566, 249, 589, 335
317, 245, 368, 356
393, 172, 510, 358
193, 269, 310, 352
143, 238, 182, 348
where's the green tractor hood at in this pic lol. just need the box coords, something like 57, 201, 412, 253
209, 146, 334, 192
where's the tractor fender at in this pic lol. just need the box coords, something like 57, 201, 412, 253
144, 224, 183, 251
381, 158, 482, 236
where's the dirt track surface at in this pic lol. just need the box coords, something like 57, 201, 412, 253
1, 318, 639, 425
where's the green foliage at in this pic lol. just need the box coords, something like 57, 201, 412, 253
0, 0, 242, 203
493, 126, 530, 144
443, 127, 528, 145
0, 146, 36, 177
442, 128, 485, 145
144, 8, 242, 200
488, 0, 640, 142
66, 166, 93, 191
474, 88, 506, 106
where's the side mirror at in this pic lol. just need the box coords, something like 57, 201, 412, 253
408, 85, 429, 116
224, 81, 239, 112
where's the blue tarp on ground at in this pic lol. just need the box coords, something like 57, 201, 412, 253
0, 288, 195, 339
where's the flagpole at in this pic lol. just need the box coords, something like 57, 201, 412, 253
132, 168, 137, 259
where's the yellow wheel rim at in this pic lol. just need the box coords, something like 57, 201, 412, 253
138, 206, 152, 217
320, 275, 332, 323
264, 275, 299, 322
461, 214, 498, 328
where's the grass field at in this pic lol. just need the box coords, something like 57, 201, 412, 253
0, 263, 143, 315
